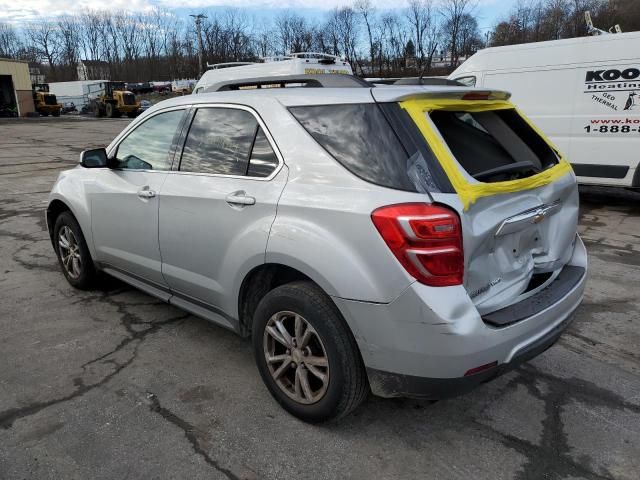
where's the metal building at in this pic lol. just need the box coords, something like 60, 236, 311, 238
0, 58, 35, 117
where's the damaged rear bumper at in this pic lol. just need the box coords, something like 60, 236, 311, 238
332, 235, 587, 399
366, 309, 575, 399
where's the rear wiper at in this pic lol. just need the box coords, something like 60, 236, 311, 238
473, 161, 539, 181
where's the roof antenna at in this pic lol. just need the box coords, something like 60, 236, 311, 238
417, 44, 436, 85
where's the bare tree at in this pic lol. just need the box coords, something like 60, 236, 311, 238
57, 16, 81, 66
79, 10, 104, 61
275, 12, 313, 55
254, 20, 275, 58
355, 0, 376, 74
379, 12, 410, 74
488, 0, 632, 47
0, 22, 22, 58
24, 22, 60, 70
406, 0, 433, 69
327, 7, 360, 71
8, 3, 523, 82
440, 0, 475, 67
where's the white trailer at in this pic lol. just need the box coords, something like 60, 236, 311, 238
449, 31, 640, 188
48, 80, 109, 110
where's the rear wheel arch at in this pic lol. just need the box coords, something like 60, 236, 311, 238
238, 263, 313, 337
237, 263, 357, 340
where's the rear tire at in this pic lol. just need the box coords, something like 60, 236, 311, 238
52, 110, 60, 117
252, 281, 369, 423
127, 111, 138, 118
53, 211, 97, 290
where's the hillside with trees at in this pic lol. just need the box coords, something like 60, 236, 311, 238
0, 0, 636, 83
491, 0, 639, 46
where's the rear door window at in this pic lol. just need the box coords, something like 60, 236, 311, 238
289, 103, 417, 191
179, 107, 279, 178
429, 108, 558, 183
247, 128, 279, 177
180, 107, 257, 176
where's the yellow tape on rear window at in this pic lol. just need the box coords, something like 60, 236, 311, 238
400, 98, 574, 210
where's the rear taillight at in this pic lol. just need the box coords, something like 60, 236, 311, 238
371, 203, 464, 287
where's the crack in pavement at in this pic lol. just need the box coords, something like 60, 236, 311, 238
145, 392, 242, 480
469, 364, 638, 480
0, 342, 137, 430
0, 296, 188, 430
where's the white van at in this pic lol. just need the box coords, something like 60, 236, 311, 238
194, 53, 353, 94
450, 31, 640, 188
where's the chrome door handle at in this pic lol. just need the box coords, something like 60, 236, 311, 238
226, 192, 256, 206
137, 189, 156, 199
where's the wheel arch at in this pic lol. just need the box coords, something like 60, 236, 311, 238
46, 199, 73, 242
46, 193, 96, 259
236, 262, 357, 341
237, 263, 313, 337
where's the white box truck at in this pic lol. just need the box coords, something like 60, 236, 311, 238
450, 31, 640, 188
194, 53, 353, 94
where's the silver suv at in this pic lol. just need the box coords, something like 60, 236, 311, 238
47, 76, 587, 422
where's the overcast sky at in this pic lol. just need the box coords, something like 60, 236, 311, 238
0, 0, 517, 31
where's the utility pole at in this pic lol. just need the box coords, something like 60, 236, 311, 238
190, 13, 207, 78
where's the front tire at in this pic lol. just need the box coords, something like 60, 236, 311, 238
53, 211, 96, 290
252, 281, 368, 423
106, 103, 116, 118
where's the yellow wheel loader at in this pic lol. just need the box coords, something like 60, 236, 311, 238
89, 81, 140, 119
32, 84, 62, 117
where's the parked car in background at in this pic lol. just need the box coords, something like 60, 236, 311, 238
47, 75, 587, 422
61, 102, 77, 114
126, 82, 153, 95
151, 82, 172, 95
450, 31, 640, 188
172, 79, 196, 94
138, 100, 152, 114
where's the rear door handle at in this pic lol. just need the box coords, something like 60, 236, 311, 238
226, 192, 256, 206
137, 188, 156, 199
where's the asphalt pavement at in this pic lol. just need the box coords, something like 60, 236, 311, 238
0, 117, 638, 480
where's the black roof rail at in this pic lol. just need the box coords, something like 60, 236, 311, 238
392, 77, 466, 86
204, 74, 371, 92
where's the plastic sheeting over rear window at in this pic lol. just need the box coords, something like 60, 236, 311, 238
289, 103, 420, 192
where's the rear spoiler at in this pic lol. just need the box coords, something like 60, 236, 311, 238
373, 88, 512, 103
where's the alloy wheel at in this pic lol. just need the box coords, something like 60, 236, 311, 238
58, 226, 82, 279
263, 311, 330, 404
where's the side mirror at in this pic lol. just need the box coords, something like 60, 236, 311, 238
80, 148, 108, 168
